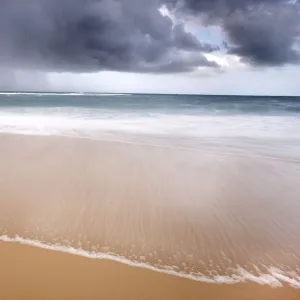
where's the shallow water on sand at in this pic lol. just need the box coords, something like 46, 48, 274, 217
1, 134, 300, 286
1, 93, 300, 286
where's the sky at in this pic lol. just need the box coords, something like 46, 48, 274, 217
0, 0, 300, 95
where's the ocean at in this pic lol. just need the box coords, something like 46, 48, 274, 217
1, 92, 300, 288
1, 92, 300, 159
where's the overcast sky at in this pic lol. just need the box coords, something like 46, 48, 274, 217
0, 0, 300, 95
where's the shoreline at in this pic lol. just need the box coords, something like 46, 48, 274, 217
1, 131, 300, 164
1, 133, 300, 299
2, 234, 298, 287
1, 241, 300, 300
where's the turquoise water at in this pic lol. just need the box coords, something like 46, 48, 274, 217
0, 93, 300, 114
0, 92, 300, 159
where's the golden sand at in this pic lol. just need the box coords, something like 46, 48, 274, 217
1, 133, 300, 298
0, 242, 299, 300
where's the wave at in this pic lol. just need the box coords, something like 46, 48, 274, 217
1, 110, 300, 139
1, 234, 300, 288
0, 112, 300, 163
0, 92, 130, 96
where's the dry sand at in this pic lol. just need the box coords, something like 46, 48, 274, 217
0, 242, 299, 300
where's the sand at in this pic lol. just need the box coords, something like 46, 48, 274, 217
1, 133, 300, 299
0, 242, 299, 300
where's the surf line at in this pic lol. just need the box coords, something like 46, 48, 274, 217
1, 234, 300, 288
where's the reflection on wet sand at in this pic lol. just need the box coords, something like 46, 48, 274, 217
1, 134, 300, 286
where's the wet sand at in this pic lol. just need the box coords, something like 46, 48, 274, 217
0, 241, 299, 300
1, 133, 300, 297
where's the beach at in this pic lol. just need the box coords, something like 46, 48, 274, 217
1, 132, 300, 299
0, 0, 300, 294
1, 241, 300, 300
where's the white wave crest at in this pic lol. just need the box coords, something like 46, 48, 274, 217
0, 92, 129, 96
1, 235, 300, 288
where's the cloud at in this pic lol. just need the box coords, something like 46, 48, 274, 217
47, 65, 300, 95
0, 0, 219, 74
1, 0, 299, 75
166, 0, 300, 66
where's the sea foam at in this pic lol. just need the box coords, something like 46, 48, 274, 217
1, 235, 300, 288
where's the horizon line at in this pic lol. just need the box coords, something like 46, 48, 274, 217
0, 91, 299, 97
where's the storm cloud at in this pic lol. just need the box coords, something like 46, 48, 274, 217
0, 0, 218, 73
167, 0, 300, 65
0, 0, 299, 75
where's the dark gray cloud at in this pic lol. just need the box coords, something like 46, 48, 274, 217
1, 0, 299, 75
166, 0, 300, 65
0, 0, 218, 73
